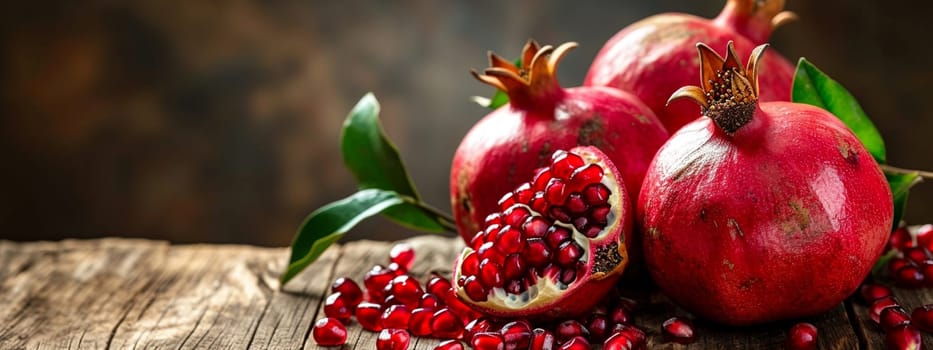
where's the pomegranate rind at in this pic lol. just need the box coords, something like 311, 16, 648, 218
453, 146, 632, 320
639, 103, 893, 325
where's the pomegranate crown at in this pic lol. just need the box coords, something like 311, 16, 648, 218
716, 0, 798, 44
668, 41, 768, 134
472, 40, 576, 110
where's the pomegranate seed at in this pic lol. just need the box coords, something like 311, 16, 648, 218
527, 328, 555, 350
559, 336, 591, 350
590, 206, 610, 225
890, 258, 915, 276
462, 252, 481, 276
785, 322, 817, 350
889, 227, 915, 251
471, 232, 485, 250
885, 324, 922, 350
503, 254, 526, 281
870, 297, 900, 325
435, 340, 464, 350
552, 152, 584, 179
364, 265, 395, 301
323, 292, 354, 322
525, 238, 552, 267
555, 320, 589, 343
504, 205, 531, 227
545, 226, 571, 250
662, 317, 696, 344
384, 275, 424, 306
330, 277, 363, 306
386, 262, 407, 276
464, 318, 495, 343
463, 276, 488, 301
533, 168, 553, 192
881, 307, 912, 332
485, 213, 503, 226
556, 241, 583, 266
479, 259, 505, 288
559, 266, 578, 285
478, 242, 505, 265
355, 302, 384, 331
380, 304, 411, 329
545, 179, 568, 206
496, 225, 524, 254
377, 329, 411, 350
860, 283, 893, 304
583, 183, 610, 205
568, 164, 603, 191
500, 320, 532, 350
312, 317, 348, 346
609, 305, 631, 325
549, 206, 571, 223
904, 247, 932, 265
514, 183, 534, 204
530, 193, 549, 214
427, 273, 453, 297
565, 194, 587, 215
409, 307, 435, 337
383, 295, 403, 306
895, 265, 925, 288
911, 305, 933, 332
917, 224, 933, 251
610, 324, 646, 349
431, 308, 464, 339
587, 316, 610, 342
420, 293, 443, 309
472, 332, 506, 350
603, 332, 635, 350
523, 216, 550, 238
498, 192, 516, 210
389, 242, 416, 271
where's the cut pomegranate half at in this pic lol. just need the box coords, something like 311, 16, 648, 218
452, 146, 632, 319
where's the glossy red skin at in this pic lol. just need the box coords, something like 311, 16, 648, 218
451, 86, 668, 242
585, 12, 795, 133
638, 102, 893, 325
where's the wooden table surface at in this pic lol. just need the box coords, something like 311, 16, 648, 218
0, 235, 929, 349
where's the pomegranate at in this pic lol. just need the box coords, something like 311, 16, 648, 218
585, 0, 797, 133
452, 146, 632, 319
451, 40, 668, 241
639, 42, 893, 325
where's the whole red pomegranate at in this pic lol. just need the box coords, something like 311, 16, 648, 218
585, 0, 797, 133
451, 40, 668, 242
453, 146, 632, 320
638, 42, 893, 325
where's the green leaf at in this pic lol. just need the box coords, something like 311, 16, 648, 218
282, 189, 407, 284
340, 93, 445, 232
885, 171, 922, 232
792, 58, 887, 163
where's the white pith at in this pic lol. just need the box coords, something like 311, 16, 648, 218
453, 148, 623, 311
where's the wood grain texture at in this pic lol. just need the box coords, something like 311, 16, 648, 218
0, 236, 912, 349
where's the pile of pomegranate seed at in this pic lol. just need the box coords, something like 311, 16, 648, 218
311, 242, 658, 349
885, 225, 933, 288
858, 282, 930, 349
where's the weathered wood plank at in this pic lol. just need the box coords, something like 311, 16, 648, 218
0, 236, 895, 349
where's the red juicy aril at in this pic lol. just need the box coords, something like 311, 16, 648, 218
639, 43, 893, 325
453, 146, 632, 320
586, 0, 797, 133
450, 40, 668, 242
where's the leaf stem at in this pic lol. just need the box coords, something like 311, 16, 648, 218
411, 199, 458, 233
880, 164, 933, 180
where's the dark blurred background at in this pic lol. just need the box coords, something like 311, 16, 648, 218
1, 1, 931, 246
